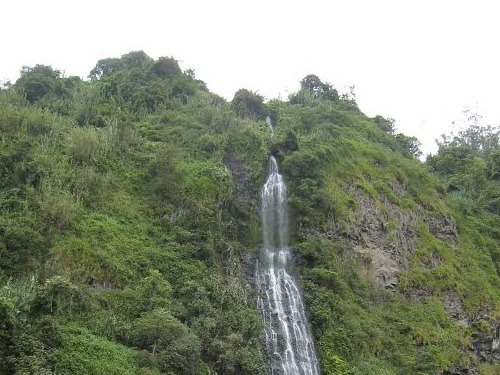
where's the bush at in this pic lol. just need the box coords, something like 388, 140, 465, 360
56, 324, 140, 375
129, 309, 203, 374
0, 224, 48, 275
34, 276, 87, 315
231, 89, 265, 119
39, 191, 80, 232
69, 127, 103, 166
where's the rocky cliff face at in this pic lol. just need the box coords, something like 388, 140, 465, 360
300, 182, 499, 372
224, 154, 260, 289
303, 183, 457, 290
224, 153, 259, 209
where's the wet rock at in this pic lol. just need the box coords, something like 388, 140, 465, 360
224, 153, 258, 208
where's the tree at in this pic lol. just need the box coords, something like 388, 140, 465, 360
429, 123, 500, 176
300, 74, 339, 101
437, 113, 499, 158
129, 309, 202, 374
89, 58, 124, 81
231, 89, 265, 119
373, 115, 396, 134
427, 144, 474, 177
395, 133, 422, 158
427, 121, 500, 215
120, 50, 153, 69
486, 149, 500, 180
89, 51, 153, 81
152, 56, 182, 77
289, 74, 339, 105
149, 145, 184, 213
300, 74, 338, 100
15, 65, 61, 103
89, 52, 201, 111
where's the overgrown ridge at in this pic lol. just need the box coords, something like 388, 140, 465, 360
0, 51, 499, 375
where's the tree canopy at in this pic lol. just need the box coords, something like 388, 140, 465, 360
289, 74, 339, 105
231, 88, 265, 119
428, 121, 500, 214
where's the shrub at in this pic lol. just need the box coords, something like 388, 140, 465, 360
69, 127, 102, 166
0, 224, 47, 275
129, 309, 203, 374
34, 276, 87, 315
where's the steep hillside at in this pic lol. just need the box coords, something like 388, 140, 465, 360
0, 52, 498, 375
270, 97, 500, 374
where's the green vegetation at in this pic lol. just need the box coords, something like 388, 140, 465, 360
1, 52, 499, 374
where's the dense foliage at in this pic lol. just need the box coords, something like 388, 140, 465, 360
0, 52, 498, 375
427, 122, 500, 216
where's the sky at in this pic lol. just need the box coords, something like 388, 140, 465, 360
2, 0, 499, 156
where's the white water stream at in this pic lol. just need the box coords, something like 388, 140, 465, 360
266, 115, 274, 135
257, 156, 320, 375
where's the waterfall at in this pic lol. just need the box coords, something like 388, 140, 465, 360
493, 325, 500, 350
266, 115, 274, 135
257, 156, 320, 375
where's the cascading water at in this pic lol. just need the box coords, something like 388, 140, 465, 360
257, 156, 320, 375
493, 325, 500, 350
266, 115, 274, 135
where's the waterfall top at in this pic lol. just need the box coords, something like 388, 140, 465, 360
261, 156, 288, 251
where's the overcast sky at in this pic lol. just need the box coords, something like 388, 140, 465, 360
2, 0, 499, 155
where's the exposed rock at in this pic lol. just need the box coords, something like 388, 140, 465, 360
223, 154, 260, 292
302, 186, 459, 291
354, 244, 400, 291
429, 251, 443, 268
389, 180, 407, 197
308, 185, 498, 369
424, 213, 458, 244
442, 365, 479, 375
442, 292, 469, 327
472, 324, 500, 364
224, 153, 258, 208
240, 247, 259, 291
407, 287, 432, 302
